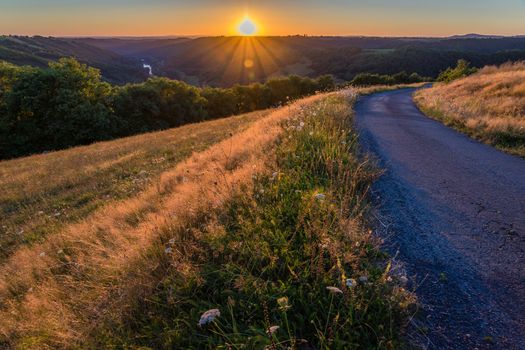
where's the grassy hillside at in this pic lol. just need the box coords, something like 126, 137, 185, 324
0, 91, 414, 349
415, 62, 525, 157
0, 110, 269, 261
0, 36, 147, 83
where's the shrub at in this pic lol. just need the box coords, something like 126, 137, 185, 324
0, 58, 119, 158
113, 77, 207, 133
437, 59, 478, 83
350, 71, 426, 86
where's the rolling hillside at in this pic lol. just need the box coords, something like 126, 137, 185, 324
81, 36, 525, 86
0, 91, 415, 349
0, 36, 147, 83
415, 62, 525, 157
4, 35, 525, 86
0, 109, 269, 261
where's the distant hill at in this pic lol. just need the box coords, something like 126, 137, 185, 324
79, 36, 525, 86
448, 33, 506, 39
3, 35, 525, 86
0, 35, 148, 83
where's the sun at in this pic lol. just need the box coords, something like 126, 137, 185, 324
238, 18, 257, 36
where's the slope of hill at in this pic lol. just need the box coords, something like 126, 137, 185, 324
0, 109, 269, 261
415, 62, 525, 157
0, 36, 147, 83
0, 91, 414, 349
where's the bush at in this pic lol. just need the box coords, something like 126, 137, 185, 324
350, 71, 426, 86
113, 77, 207, 134
0, 58, 119, 158
437, 59, 478, 83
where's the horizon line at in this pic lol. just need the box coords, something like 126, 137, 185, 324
3, 33, 525, 40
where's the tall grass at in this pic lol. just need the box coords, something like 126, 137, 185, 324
415, 62, 525, 157
0, 95, 324, 348
0, 91, 414, 349
91, 93, 414, 349
0, 110, 268, 262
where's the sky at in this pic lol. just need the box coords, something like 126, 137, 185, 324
1, 0, 524, 37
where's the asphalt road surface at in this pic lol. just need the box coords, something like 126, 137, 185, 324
355, 88, 525, 349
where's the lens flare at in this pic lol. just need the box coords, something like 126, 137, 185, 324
238, 18, 257, 36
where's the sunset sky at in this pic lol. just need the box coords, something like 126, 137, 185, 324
1, 0, 524, 37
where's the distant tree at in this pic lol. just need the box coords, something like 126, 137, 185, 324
201, 87, 238, 118
113, 77, 207, 133
316, 75, 336, 91
351, 73, 395, 86
0, 58, 118, 158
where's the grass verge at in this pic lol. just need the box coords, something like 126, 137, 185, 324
414, 63, 525, 158
91, 92, 415, 349
415, 102, 525, 158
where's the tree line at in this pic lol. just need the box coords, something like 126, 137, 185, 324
0, 58, 335, 159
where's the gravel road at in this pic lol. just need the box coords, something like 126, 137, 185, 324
355, 88, 525, 349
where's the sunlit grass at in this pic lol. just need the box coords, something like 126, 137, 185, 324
415, 62, 525, 157
0, 110, 269, 262
90, 92, 415, 349
0, 92, 415, 349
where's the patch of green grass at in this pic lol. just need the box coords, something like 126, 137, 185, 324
91, 94, 414, 349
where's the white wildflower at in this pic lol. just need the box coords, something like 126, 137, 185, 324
272, 172, 279, 178
326, 286, 343, 294
267, 325, 280, 335
345, 278, 357, 288
359, 276, 368, 284
314, 193, 326, 201
168, 238, 176, 245
39, 252, 46, 257
198, 308, 220, 326
399, 275, 408, 286
299, 122, 305, 127
165, 247, 173, 254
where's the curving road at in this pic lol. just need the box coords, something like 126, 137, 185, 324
355, 88, 525, 349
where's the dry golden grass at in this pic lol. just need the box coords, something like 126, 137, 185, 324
0, 110, 269, 262
415, 62, 525, 157
0, 95, 327, 349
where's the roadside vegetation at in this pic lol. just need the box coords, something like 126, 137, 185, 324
0, 58, 335, 159
436, 59, 478, 83
0, 110, 269, 261
415, 61, 525, 157
349, 71, 428, 87
0, 92, 415, 349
